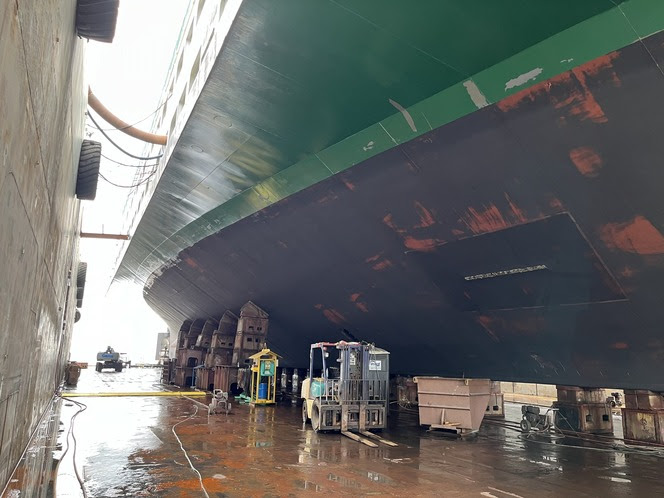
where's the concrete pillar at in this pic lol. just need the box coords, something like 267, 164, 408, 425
622, 390, 664, 444
553, 386, 613, 434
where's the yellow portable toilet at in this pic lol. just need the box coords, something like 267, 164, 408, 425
248, 349, 279, 405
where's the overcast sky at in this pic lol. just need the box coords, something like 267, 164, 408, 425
70, 1, 190, 363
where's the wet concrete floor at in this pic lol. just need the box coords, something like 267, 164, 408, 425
4, 368, 664, 497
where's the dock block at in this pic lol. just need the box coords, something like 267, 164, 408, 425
553, 386, 613, 434
622, 390, 664, 445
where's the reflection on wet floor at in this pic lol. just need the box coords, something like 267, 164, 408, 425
4, 368, 664, 497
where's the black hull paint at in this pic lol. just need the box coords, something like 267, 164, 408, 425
146, 34, 664, 391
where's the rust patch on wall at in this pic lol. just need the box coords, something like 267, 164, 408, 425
548, 197, 564, 211
382, 213, 406, 234
323, 308, 346, 325
342, 178, 356, 191
317, 193, 339, 204
554, 68, 608, 123
600, 216, 664, 255
383, 206, 443, 251
413, 201, 436, 228
497, 52, 619, 124
365, 252, 382, 263
583, 52, 621, 85
569, 146, 602, 177
404, 236, 441, 252
355, 302, 369, 313
476, 316, 500, 343
611, 342, 629, 350
504, 193, 527, 223
183, 257, 200, 270
619, 266, 636, 278
348, 292, 369, 312
372, 259, 393, 271
461, 205, 510, 234
476, 314, 545, 342
460, 197, 534, 235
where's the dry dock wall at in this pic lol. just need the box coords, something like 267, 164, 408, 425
0, 0, 85, 488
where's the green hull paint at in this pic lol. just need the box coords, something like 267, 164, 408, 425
121, 0, 663, 283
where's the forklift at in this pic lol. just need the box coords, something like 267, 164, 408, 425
301, 341, 396, 447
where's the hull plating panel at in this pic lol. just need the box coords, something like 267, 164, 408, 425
146, 33, 664, 390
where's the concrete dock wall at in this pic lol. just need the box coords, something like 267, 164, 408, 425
0, 0, 85, 488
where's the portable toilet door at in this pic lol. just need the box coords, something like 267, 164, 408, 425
248, 349, 280, 405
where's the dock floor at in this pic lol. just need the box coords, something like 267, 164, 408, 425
4, 369, 664, 497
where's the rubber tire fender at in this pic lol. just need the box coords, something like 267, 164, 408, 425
75, 140, 101, 201
76, 262, 87, 288
76, 261, 86, 307
76, 0, 120, 43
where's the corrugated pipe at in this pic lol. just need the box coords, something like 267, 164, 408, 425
87, 87, 167, 146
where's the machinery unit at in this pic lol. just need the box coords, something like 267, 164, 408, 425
95, 346, 123, 372
607, 392, 623, 408
248, 349, 279, 405
301, 342, 390, 436
520, 405, 560, 434
208, 389, 231, 415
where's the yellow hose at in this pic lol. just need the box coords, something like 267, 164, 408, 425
64, 391, 208, 398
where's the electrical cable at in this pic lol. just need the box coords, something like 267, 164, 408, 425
86, 110, 164, 160
172, 404, 210, 498
54, 393, 89, 498
99, 170, 157, 189
94, 94, 172, 131
101, 152, 160, 169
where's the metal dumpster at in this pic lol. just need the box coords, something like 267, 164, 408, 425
414, 377, 491, 432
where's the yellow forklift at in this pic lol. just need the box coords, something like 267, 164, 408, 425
301, 341, 396, 447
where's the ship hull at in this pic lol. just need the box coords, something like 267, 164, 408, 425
145, 32, 664, 391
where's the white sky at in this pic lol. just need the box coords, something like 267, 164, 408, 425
69, 1, 190, 363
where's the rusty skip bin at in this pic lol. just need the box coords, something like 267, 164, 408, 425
414, 377, 491, 434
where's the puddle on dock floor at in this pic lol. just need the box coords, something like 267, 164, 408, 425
4, 368, 664, 497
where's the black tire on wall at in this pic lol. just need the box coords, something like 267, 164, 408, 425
75, 310, 81, 323
76, 0, 120, 43
76, 262, 87, 308
77, 262, 87, 288
75, 140, 101, 201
